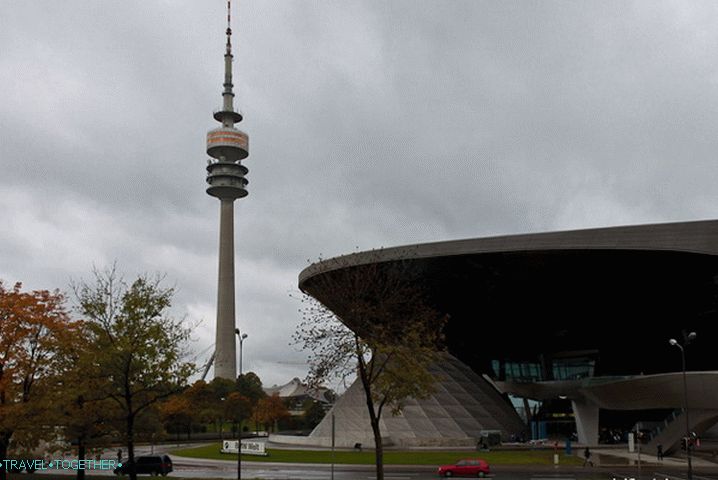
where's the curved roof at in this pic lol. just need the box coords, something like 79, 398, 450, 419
300, 219, 718, 285
264, 378, 331, 403
298, 219, 718, 378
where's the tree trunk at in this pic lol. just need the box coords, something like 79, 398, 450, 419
127, 414, 137, 480
76, 438, 86, 480
370, 418, 384, 480
357, 349, 384, 480
0, 434, 9, 480
355, 337, 386, 480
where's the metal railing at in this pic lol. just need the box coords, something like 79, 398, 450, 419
646, 408, 683, 442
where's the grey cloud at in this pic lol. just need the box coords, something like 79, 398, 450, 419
2, 0, 718, 386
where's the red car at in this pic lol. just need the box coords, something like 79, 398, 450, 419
437, 458, 490, 477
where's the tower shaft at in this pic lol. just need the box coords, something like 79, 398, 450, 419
214, 198, 237, 380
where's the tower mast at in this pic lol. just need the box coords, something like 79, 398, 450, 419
206, 0, 248, 380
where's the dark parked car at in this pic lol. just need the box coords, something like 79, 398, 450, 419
437, 458, 490, 477
114, 455, 173, 476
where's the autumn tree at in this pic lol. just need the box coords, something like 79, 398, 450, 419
183, 380, 217, 427
159, 394, 195, 440
253, 393, 290, 433
73, 267, 194, 480
223, 392, 252, 437
0, 281, 82, 480
49, 320, 117, 480
294, 255, 447, 480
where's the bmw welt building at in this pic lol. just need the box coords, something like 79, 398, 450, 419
288, 220, 718, 451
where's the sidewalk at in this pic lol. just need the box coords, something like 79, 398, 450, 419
593, 448, 718, 468
170, 450, 718, 473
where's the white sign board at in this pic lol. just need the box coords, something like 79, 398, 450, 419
628, 432, 635, 453
221, 440, 268, 456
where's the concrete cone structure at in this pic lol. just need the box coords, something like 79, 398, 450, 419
271, 353, 525, 447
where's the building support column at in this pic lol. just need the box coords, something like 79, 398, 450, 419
523, 397, 532, 426
572, 398, 599, 445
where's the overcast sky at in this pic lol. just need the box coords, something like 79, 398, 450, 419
2, 0, 718, 388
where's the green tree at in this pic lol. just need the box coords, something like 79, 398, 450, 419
294, 255, 447, 480
236, 372, 266, 406
209, 377, 236, 401
133, 406, 166, 447
73, 267, 194, 480
237, 372, 266, 434
302, 400, 326, 430
209, 378, 236, 436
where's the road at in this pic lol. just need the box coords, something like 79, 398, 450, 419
169, 460, 718, 480
29, 442, 718, 480
162, 463, 718, 480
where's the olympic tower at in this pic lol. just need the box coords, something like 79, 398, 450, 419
206, 0, 248, 380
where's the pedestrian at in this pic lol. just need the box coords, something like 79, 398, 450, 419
657, 444, 664, 461
117, 449, 122, 464
583, 447, 594, 467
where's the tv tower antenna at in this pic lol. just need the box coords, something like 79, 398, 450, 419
206, 0, 249, 380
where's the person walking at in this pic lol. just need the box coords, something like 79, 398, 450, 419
657, 444, 664, 462
117, 449, 122, 465
583, 447, 594, 467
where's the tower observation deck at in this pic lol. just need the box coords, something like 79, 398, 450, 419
206, 0, 248, 380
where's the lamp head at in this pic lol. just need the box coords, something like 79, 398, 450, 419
242, 333, 248, 339
687, 332, 697, 342
669, 338, 678, 346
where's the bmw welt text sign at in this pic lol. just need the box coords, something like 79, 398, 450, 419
221, 440, 268, 456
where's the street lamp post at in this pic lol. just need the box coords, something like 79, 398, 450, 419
235, 328, 248, 376
234, 329, 248, 480
669, 331, 697, 480
219, 397, 226, 443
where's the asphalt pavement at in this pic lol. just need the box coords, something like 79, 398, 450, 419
26, 442, 718, 480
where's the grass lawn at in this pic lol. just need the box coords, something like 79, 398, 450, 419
171, 443, 582, 466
